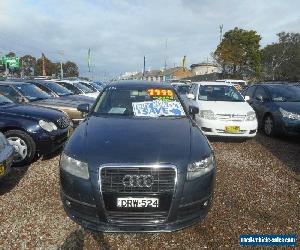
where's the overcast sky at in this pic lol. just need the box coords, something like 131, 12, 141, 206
0, 0, 299, 78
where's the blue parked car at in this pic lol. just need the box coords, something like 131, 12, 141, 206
0, 94, 71, 166
60, 80, 215, 232
243, 83, 300, 136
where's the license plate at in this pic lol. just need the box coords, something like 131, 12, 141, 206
0, 163, 5, 176
117, 197, 159, 208
225, 126, 240, 133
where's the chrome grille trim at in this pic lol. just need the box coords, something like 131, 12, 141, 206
216, 114, 246, 122
98, 164, 178, 224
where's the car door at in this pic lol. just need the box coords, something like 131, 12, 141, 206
0, 85, 23, 102
251, 86, 271, 123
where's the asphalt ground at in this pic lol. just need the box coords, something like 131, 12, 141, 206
0, 133, 299, 249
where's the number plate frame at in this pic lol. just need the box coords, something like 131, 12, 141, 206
117, 197, 159, 208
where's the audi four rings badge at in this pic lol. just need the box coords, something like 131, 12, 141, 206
122, 175, 154, 188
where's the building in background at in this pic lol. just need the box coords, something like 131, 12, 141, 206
190, 62, 220, 76
130, 67, 193, 82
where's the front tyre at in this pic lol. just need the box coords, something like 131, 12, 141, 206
5, 130, 36, 166
263, 115, 275, 137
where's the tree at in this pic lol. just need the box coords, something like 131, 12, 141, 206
214, 27, 262, 79
34, 55, 56, 76
261, 32, 300, 81
6, 52, 16, 57
63, 61, 79, 77
20, 55, 36, 76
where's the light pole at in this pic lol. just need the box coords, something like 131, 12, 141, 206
58, 50, 64, 79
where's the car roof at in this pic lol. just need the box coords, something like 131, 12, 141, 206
0, 81, 30, 86
108, 80, 172, 89
192, 81, 234, 86
255, 82, 299, 88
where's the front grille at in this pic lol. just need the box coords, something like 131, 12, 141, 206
101, 167, 176, 193
216, 114, 246, 122
56, 116, 70, 129
107, 211, 168, 225
100, 165, 176, 224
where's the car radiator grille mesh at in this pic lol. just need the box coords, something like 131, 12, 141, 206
100, 167, 176, 193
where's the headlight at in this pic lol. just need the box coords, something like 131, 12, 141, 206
187, 154, 215, 180
39, 120, 57, 132
279, 108, 300, 120
246, 111, 256, 121
200, 110, 216, 120
59, 152, 89, 180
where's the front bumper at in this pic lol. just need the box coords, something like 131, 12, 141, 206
197, 117, 258, 137
282, 119, 300, 136
0, 146, 14, 179
34, 128, 70, 155
60, 166, 215, 232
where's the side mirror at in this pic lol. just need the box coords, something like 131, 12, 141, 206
77, 103, 90, 114
189, 105, 199, 120
186, 93, 195, 100
244, 96, 250, 101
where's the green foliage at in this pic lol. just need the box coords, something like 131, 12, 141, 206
20, 55, 36, 76
214, 27, 262, 79
261, 32, 300, 81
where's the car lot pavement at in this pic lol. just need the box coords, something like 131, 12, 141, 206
0, 134, 299, 249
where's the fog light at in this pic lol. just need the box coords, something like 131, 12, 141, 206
203, 201, 208, 207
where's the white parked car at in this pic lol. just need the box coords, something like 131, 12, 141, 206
186, 82, 258, 138
55, 80, 99, 99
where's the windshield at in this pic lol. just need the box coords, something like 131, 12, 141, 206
81, 81, 103, 91
0, 94, 13, 105
44, 82, 73, 96
93, 87, 186, 117
175, 85, 190, 95
74, 82, 94, 93
15, 84, 51, 101
199, 85, 245, 102
269, 85, 300, 102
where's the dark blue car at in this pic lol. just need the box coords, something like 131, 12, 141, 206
243, 83, 300, 136
60, 81, 215, 232
0, 94, 71, 166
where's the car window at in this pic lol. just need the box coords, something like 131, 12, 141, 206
44, 82, 73, 96
93, 87, 186, 117
79, 82, 100, 92
57, 82, 81, 95
268, 85, 300, 102
175, 85, 190, 95
189, 84, 198, 96
198, 85, 245, 102
74, 82, 94, 93
14, 84, 51, 101
254, 87, 269, 100
0, 93, 14, 105
33, 83, 55, 96
0, 85, 22, 102
243, 86, 256, 98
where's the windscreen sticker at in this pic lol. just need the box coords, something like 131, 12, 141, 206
132, 100, 184, 117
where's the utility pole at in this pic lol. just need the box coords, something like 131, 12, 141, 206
164, 38, 168, 70
42, 53, 46, 76
58, 50, 64, 79
143, 56, 146, 78
219, 24, 224, 43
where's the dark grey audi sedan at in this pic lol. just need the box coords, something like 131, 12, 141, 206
60, 81, 215, 232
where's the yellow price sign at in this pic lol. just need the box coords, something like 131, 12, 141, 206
147, 89, 174, 98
